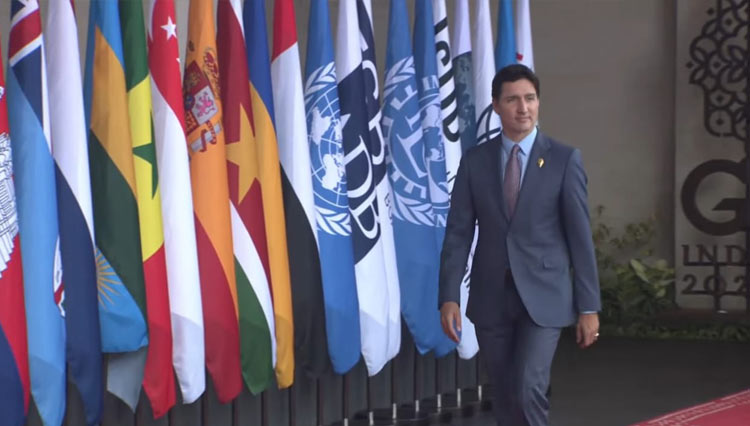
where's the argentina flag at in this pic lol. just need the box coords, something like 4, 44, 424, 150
304, 0, 361, 375
383, 0, 452, 356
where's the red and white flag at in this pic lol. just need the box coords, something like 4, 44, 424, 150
147, 0, 205, 403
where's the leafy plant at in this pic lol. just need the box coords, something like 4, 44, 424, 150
592, 206, 676, 326
591, 206, 749, 342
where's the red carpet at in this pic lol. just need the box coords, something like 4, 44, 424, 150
632, 390, 750, 426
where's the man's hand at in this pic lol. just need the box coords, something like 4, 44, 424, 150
440, 302, 462, 343
576, 312, 599, 349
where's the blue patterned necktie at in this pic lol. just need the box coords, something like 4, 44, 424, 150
504, 144, 521, 218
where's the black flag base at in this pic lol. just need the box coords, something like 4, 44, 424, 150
353, 404, 429, 426
419, 390, 474, 421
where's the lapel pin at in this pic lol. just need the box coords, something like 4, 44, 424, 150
538, 158, 545, 168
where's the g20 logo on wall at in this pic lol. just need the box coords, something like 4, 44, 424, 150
680, 157, 746, 237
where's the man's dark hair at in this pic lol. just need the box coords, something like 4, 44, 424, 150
491, 64, 540, 100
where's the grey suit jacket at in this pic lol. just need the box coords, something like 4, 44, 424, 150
439, 132, 601, 328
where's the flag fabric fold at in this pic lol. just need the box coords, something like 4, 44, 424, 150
357, 0, 402, 362
8, 1, 67, 424
272, 0, 329, 379
217, 0, 277, 393
84, 0, 149, 358
473, 0, 501, 144
336, 0, 391, 376
412, 0, 456, 356
447, 0, 480, 359
183, 0, 242, 403
432, 0, 463, 190
85, 0, 152, 410
495, 0, 516, 71
119, 0, 176, 416
0, 33, 30, 426
244, 0, 295, 388
147, 0, 206, 403
451, 0, 478, 156
515, 0, 534, 70
304, 0, 361, 375
46, 0, 103, 422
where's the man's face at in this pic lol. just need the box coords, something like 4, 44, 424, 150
492, 78, 539, 140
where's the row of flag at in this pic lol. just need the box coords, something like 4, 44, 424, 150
0, 0, 533, 425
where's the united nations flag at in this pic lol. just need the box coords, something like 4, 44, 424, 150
303, 0, 361, 375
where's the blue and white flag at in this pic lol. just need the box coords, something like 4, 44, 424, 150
335, 0, 390, 376
383, 0, 452, 356
7, 1, 66, 424
413, 0, 456, 357
444, 0, 480, 360
304, 0, 361, 375
451, 0, 478, 155
357, 0, 401, 362
46, 0, 102, 422
473, 0, 500, 144
496, 0, 516, 70
414, 0, 450, 248
432, 0, 462, 191
516, 0, 534, 70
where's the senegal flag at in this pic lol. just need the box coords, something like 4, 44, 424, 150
119, 0, 175, 417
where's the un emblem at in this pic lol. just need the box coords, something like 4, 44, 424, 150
305, 63, 351, 236
382, 57, 435, 226
418, 75, 450, 227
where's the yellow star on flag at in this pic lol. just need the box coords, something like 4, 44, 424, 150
226, 106, 259, 202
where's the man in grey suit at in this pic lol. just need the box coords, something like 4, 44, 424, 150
439, 64, 601, 426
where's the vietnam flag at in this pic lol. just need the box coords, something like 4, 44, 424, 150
183, 0, 242, 403
217, 0, 277, 394
0, 34, 30, 426
119, 0, 175, 417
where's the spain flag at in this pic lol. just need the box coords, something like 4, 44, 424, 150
183, 0, 242, 403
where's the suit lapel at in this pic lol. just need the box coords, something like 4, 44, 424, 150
489, 136, 509, 222
511, 132, 551, 225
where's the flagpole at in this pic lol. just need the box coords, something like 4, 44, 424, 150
744, 0, 750, 313
317, 378, 323, 426
262, 389, 268, 426
343, 372, 350, 426
289, 383, 295, 426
